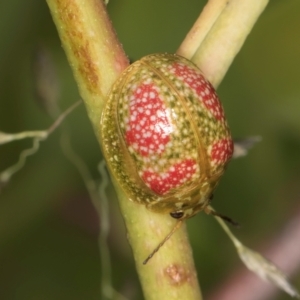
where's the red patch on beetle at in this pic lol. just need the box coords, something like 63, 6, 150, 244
142, 159, 196, 195
211, 138, 233, 164
125, 83, 172, 156
172, 63, 225, 121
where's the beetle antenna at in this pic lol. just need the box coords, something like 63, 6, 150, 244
205, 206, 240, 227
143, 220, 183, 265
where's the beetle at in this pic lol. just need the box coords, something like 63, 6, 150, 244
100, 53, 234, 263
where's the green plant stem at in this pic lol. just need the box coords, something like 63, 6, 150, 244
178, 0, 269, 88
177, 0, 229, 59
46, 1, 201, 299
46, 0, 269, 299
46, 0, 129, 130
115, 184, 202, 300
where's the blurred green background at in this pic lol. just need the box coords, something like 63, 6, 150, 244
0, 0, 300, 299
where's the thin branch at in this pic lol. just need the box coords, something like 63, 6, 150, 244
177, 0, 269, 88
208, 205, 300, 300
177, 0, 228, 59
213, 210, 299, 298
0, 101, 81, 185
